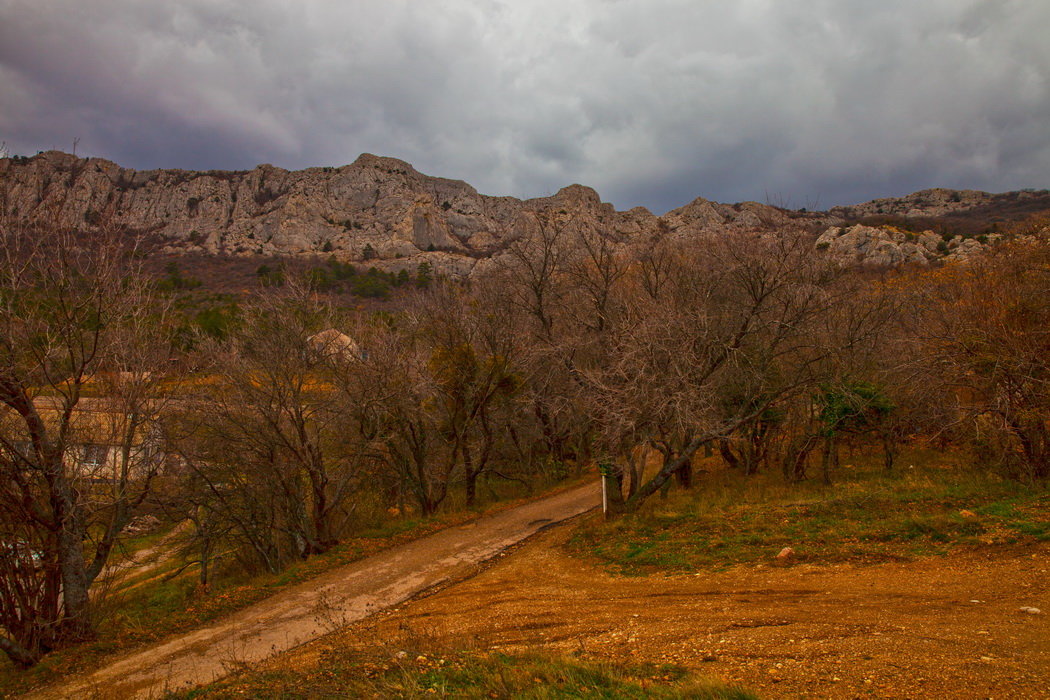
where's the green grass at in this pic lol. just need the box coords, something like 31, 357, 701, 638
569, 447, 1050, 575
172, 648, 756, 699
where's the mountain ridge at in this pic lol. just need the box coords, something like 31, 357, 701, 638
3, 150, 1048, 274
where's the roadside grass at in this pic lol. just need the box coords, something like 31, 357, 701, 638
568, 446, 1049, 575
172, 647, 756, 699
0, 475, 591, 697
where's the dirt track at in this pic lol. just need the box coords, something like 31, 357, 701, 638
271, 525, 1050, 699
26, 484, 600, 699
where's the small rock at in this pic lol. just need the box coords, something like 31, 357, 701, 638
980, 656, 994, 662
394, 651, 408, 659
1019, 606, 1042, 615
776, 547, 795, 561
122, 514, 161, 535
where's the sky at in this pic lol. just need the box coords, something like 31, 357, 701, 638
1, 1, 1048, 213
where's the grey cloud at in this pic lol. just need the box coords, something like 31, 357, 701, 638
1, 0, 1047, 212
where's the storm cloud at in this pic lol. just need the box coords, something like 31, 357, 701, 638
1, 0, 1047, 211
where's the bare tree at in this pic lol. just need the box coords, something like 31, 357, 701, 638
497, 211, 569, 344
169, 284, 367, 573
491, 213, 593, 466
0, 223, 172, 667
338, 317, 454, 516
912, 238, 1050, 479
409, 283, 525, 506
583, 229, 849, 511
564, 222, 631, 337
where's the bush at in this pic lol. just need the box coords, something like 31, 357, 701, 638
349, 268, 393, 299
256, 264, 285, 287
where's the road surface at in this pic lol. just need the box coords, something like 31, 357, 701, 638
29, 483, 599, 699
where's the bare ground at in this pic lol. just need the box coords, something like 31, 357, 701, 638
23, 484, 600, 700
261, 524, 1050, 699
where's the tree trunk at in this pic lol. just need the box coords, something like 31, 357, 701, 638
784, 434, 817, 482
52, 467, 95, 645
0, 636, 39, 669
199, 539, 211, 588
464, 444, 479, 508
309, 470, 337, 555
626, 442, 703, 511
881, 432, 896, 473
821, 434, 836, 485
744, 424, 768, 475
625, 450, 642, 498
604, 465, 627, 519
674, 458, 693, 488
1010, 419, 1049, 481
718, 439, 740, 470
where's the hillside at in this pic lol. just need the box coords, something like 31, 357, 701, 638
4, 151, 1047, 275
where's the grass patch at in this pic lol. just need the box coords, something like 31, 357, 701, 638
569, 447, 1049, 575
172, 648, 755, 699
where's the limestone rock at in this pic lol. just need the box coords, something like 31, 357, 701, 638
814, 223, 989, 267
3, 151, 820, 277
4, 151, 1035, 278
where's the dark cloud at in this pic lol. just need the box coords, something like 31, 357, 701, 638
1, 0, 1047, 212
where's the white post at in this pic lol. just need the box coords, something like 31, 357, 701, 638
601, 468, 607, 515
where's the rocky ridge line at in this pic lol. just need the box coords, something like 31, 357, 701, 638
2, 151, 1046, 274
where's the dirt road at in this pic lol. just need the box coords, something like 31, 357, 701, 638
28, 483, 599, 699
270, 527, 1050, 699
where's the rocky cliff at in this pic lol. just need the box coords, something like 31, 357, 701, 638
2, 151, 1046, 274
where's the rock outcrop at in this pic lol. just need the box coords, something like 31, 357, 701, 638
816, 225, 944, 267
2, 151, 814, 275
2, 151, 1045, 274
815, 224, 1007, 267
